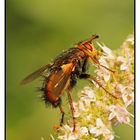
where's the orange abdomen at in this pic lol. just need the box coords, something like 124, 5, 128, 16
44, 63, 75, 106
45, 73, 61, 105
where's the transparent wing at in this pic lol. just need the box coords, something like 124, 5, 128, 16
21, 64, 51, 85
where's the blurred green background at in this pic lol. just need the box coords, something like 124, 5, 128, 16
6, 0, 134, 140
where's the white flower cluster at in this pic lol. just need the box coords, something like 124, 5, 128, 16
56, 34, 134, 140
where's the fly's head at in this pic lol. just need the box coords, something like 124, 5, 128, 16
76, 35, 99, 58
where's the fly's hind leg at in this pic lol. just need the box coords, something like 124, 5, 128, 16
59, 104, 65, 126
67, 91, 76, 132
79, 73, 118, 99
63, 72, 77, 131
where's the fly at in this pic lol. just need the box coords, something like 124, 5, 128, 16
21, 35, 116, 131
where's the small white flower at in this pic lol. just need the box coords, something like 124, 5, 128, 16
73, 100, 89, 117
117, 56, 128, 71
122, 92, 134, 107
81, 87, 96, 99
120, 63, 129, 71
115, 84, 126, 94
117, 55, 130, 71
89, 125, 96, 134
108, 105, 130, 124
80, 87, 96, 107
117, 56, 125, 63
96, 42, 115, 59
89, 118, 112, 137
98, 57, 111, 82
79, 127, 89, 136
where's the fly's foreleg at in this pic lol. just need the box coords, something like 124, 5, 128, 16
79, 73, 118, 99
90, 57, 115, 73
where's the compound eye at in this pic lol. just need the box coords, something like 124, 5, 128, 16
84, 43, 93, 51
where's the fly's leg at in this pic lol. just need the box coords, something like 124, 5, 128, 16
90, 57, 115, 73
67, 91, 76, 132
59, 104, 65, 126
79, 73, 118, 99
53, 103, 65, 130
